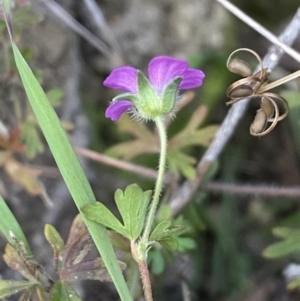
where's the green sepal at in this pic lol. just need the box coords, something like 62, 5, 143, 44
136, 70, 160, 118
112, 92, 138, 103
160, 77, 182, 115
81, 203, 127, 237
0, 280, 36, 299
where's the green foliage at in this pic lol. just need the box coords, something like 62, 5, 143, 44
50, 281, 82, 301
0, 280, 36, 299
106, 105, 218, 179
21, 120, 44, 159
46, 88, 64, 108
0, 195, 32, 255
82, 184, 152, 240
150, 221, 184, 252
2, 1, 133, 299
263, 227, 300, 258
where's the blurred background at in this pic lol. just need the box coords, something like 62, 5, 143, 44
0, 0, 300, 300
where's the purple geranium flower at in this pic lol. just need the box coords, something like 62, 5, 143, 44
104, 56, 205, 121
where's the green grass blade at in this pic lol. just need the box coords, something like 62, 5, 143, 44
0, 196, 32, 255
5, 33, 132, 301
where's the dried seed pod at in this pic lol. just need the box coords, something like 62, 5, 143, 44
260, 97, 274, 119
263, 92, 289, 122
227, 58, 252, 77
229, 85, 254, 98
250, 110, 267, 135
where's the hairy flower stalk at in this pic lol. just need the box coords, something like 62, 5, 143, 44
103, 55, 205, 301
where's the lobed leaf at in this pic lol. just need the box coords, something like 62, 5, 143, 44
61, 257, 126, 282
81, 203, 127, 237
263, 238, 300, 258
0, 280, 36, 298
115, 184, 152, 240
50, 281, 82, 301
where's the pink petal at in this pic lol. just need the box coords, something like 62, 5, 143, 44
105, 100, 133, 121
103, 67, 138, 93
178, 69, 205, 90
148, 56, 188, 95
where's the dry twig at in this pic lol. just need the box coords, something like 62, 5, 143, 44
169, 5, 300, 215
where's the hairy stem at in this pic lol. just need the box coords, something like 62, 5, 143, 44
138, 260, 153, 301
141, 116, 167, 243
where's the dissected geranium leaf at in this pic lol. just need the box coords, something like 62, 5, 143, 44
50, 281, 82, 301
61, 257, 126, 282
62, 215, 91, 268
0, 280, 36, 299
115, 184, 152, 240
150, 221, 184, 242
3, 155, 52, 205
157, 237, 179, 252
83, 184, 151, 240
105, 104, 218, 179
3, 244, 36, 281
81, 202, 127, 237
21, 120, 44, 159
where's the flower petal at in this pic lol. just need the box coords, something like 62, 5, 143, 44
105, 100, 133, 121
178, 69, 205, 90
148, 56, 188, 95
103, 67, 138, 93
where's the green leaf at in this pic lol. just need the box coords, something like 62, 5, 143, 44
0, 280, 36, 298
158, 237, 179, 252
272, 227, 300, 239
177, 237, 197, 252
83, 185, 151, 240
21, 120, 44, 159
0, 196, 32, 255
3, 244, 36, 281
2, 2, 132, 299
62, 258, 126, 282
150, 221, 184, 241
167, 149, 196, 179
115, 184, 151, 240
150, 221, 172, 241
50, 281, 82, 301
148, 248, 165, 275
263, 238, 300, 258
44, 224, 65, 272
81, 202, 127, 237
46, 88, 64, 107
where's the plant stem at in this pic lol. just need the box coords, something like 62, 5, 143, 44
138, 260, 153, 301
141, 116, 167, 243
258, 69, 300, 93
